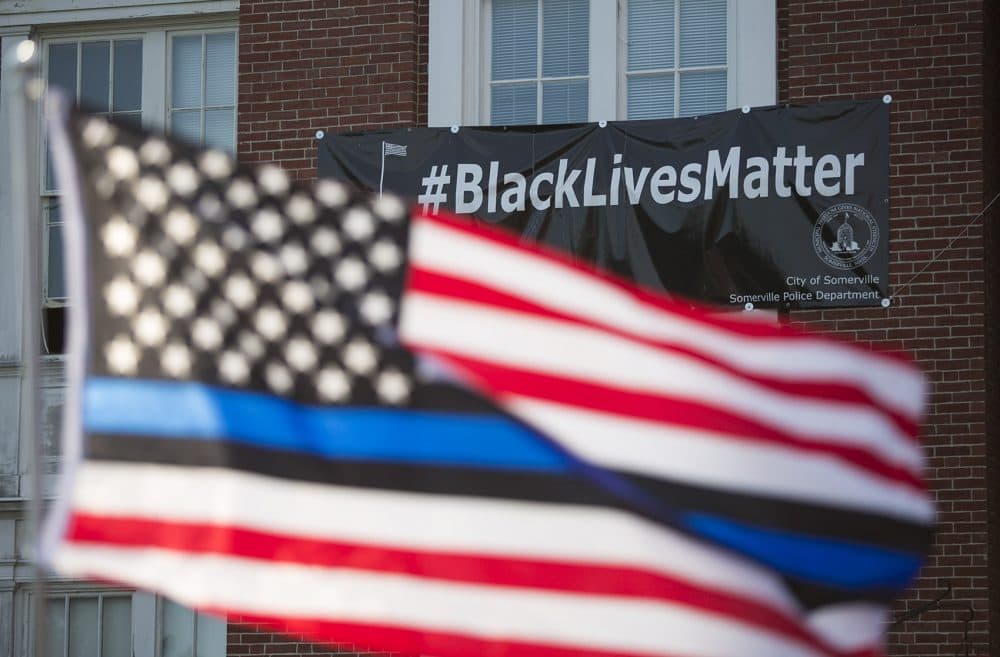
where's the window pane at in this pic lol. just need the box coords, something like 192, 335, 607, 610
680, 0, 726, 67
195, 614, 227, 657
205, 33, 236, 106
43, 598, 65, 657
204, 108, 235, 153
80, 41, 110, 112
47, 204, 66, 301
542, 78, 587, 124
40, 387, 64, 460
102, 597, 132, 657
628, 73, 675, 120
541, 0, 588, 77
491, 83, 537, 125
492, 0, 537, 80
46, 147, 58, 192
162, 599, 196, 657
67, 598, 99, 657
113, 39, 143, 112
113, 111, 143, 127
628, 0, 674, 71
171, 35, 202, 108
47, 43, 77, 191
679, 70, 726, 116
48, 43, 78, 99
171, 110, 201, 144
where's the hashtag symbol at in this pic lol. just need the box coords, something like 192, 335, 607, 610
418, 165, 450, 212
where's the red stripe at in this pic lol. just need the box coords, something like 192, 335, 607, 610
408, 347, 925, 492
406, 267, 919, 438
416, 211, 915, 370
229, 613, 885, 657
65, 513, 844, 657
228, 615, 883, 657
226, 613, 676, 657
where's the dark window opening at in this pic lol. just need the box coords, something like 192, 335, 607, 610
43, 306, 66, 355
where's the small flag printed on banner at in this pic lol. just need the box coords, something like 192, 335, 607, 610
43, 93, 931, 657
383, 142, 407, 157
379, 141, 407, 194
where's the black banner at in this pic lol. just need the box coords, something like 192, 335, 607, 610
318, 99, 890, 309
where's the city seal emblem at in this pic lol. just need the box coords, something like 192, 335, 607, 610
812, 202, 879, 270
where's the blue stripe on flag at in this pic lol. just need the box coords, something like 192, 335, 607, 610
684, 513, 924, 590
83, 377, 576, 472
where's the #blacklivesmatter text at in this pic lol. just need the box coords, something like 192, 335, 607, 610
418, 146, 866, 214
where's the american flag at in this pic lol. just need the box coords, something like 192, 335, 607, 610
43, 97, 931, 657
382, 141, 407, 157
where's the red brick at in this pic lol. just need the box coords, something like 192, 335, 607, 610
779, 0, 990, 653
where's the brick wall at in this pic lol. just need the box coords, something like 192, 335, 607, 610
983, 0, 1000, 651
237, 0, 428, 180
228, 620, 390, 657
778, 1, 989, 655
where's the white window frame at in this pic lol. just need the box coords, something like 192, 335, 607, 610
40, 32, 150, 311
166, 27, 239, 152
19, 588, 225, 657
486, 0, 591, 125
428, 0, 776, 127
19, 587, 153, 657
35, 18, 238, 344
618, 1, 730, 120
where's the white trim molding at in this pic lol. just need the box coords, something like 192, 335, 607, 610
0, 1, 237, 28
428, 0, 480, 127
730, 0, 777, 109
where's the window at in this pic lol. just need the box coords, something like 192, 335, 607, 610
29, 591, 225, 657
41, 592, 133, 657
169, 32, 237, 153
43, 37, 145, 353
39, 382, 67, 466
626, 0, 728, 119
40, 25, 237, 355
161, 599, 227, 657
490, 0, 589, 125
427, 0, 776, 127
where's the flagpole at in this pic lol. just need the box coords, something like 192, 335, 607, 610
10, 37, 47, 657
379, 141, 386, 195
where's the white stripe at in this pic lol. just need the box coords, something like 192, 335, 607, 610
401, 293, 921, 473
508, 397, 934, 524
54, 545, 826, 657
806, 604, 888, 652
65, 461, 800, 614
410, 219, 924, 420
